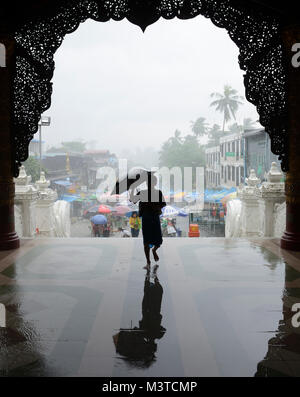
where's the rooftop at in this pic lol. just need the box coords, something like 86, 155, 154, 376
219, 131, 243, 143
84, 150, 110, 155
243, 128, 266, 138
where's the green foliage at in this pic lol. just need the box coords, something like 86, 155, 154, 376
159, 130, 205, 170
207, 124, 224, 147
22, 156, 47, 183
120, 146, 159, 169
190, 117, 209, 137
227, 119, 258, 134
159, 131, 205, 189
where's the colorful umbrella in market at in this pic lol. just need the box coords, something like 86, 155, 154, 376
98, 204, 112, 214
90, 214, 107, 225
204, 187, 236, 203
161, 205, 179, 218
220, 192, 237, 205
115, 205, 132, 216
84, 204, 115, 215
173, 192, 185, 200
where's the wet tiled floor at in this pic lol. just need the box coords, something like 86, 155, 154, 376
0, 237, 299, 377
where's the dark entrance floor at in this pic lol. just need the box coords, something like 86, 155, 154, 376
0, 238, 299, 377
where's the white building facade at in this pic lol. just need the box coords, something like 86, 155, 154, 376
219, 132, 244, 188
205, 146, 221, 188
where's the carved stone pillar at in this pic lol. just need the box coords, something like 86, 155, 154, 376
257, 163, 285, 237
281, 26, 300, 251
14, 166, 38, 238
0, 36, 19, 249
238, 169, 260, 237
35, 172, 58, 237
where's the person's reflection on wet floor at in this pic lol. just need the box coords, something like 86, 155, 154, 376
113, 272, 166, 367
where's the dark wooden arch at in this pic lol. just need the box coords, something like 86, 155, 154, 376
0, 0, 299, 250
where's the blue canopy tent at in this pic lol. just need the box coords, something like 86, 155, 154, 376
60, 194, 80, 202
204, 187, 236, 204
53, 180, 73, 187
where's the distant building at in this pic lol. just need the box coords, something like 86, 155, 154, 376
42, 149, 119, 190
42, 152, 87, 184
204, 128, 281, 190
83, 150, 118, 189
243, 128, 281, 180
219, 132, 244, 188
29, 139, 45, 157
205, 146, 220, 188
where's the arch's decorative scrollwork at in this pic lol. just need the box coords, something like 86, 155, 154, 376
13, 0, 288, 176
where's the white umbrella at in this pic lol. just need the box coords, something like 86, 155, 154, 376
161, 205, 179, 218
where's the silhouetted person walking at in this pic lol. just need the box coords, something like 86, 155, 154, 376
112, 271, 166, 367
139, 272, 165, 335
129, 173, 166, 270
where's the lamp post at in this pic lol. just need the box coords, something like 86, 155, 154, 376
38, 116, 51, 175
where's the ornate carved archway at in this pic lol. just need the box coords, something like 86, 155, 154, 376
0, 0, 299, 250
13, 0, 289, 175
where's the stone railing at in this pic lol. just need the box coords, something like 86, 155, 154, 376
14, 165, 38, 238
14, 166, 70, 238
225, 163, 286, 238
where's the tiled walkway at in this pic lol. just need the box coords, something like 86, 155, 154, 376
0, 238, 299, 377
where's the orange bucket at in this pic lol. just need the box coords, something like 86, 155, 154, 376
188, 224, 200, 237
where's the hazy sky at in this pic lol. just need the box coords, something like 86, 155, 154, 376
43, 15, 259, 156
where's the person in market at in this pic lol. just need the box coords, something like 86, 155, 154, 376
161, 217, 168, 236
102, 221, 111, 237
91, 221, 101, 237
129, 211, 141, 237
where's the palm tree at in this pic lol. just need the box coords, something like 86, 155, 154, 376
208, 124, 223, 146
174, 129, 182, 142
210, 85, 244, 132
190, 117, 209, 138
166, 129, 183, 147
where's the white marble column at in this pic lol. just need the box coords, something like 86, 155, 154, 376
14, 166, 38, 237
238, 169, 261, 237
35, 172, 58, 237
257, 162, 285, 237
